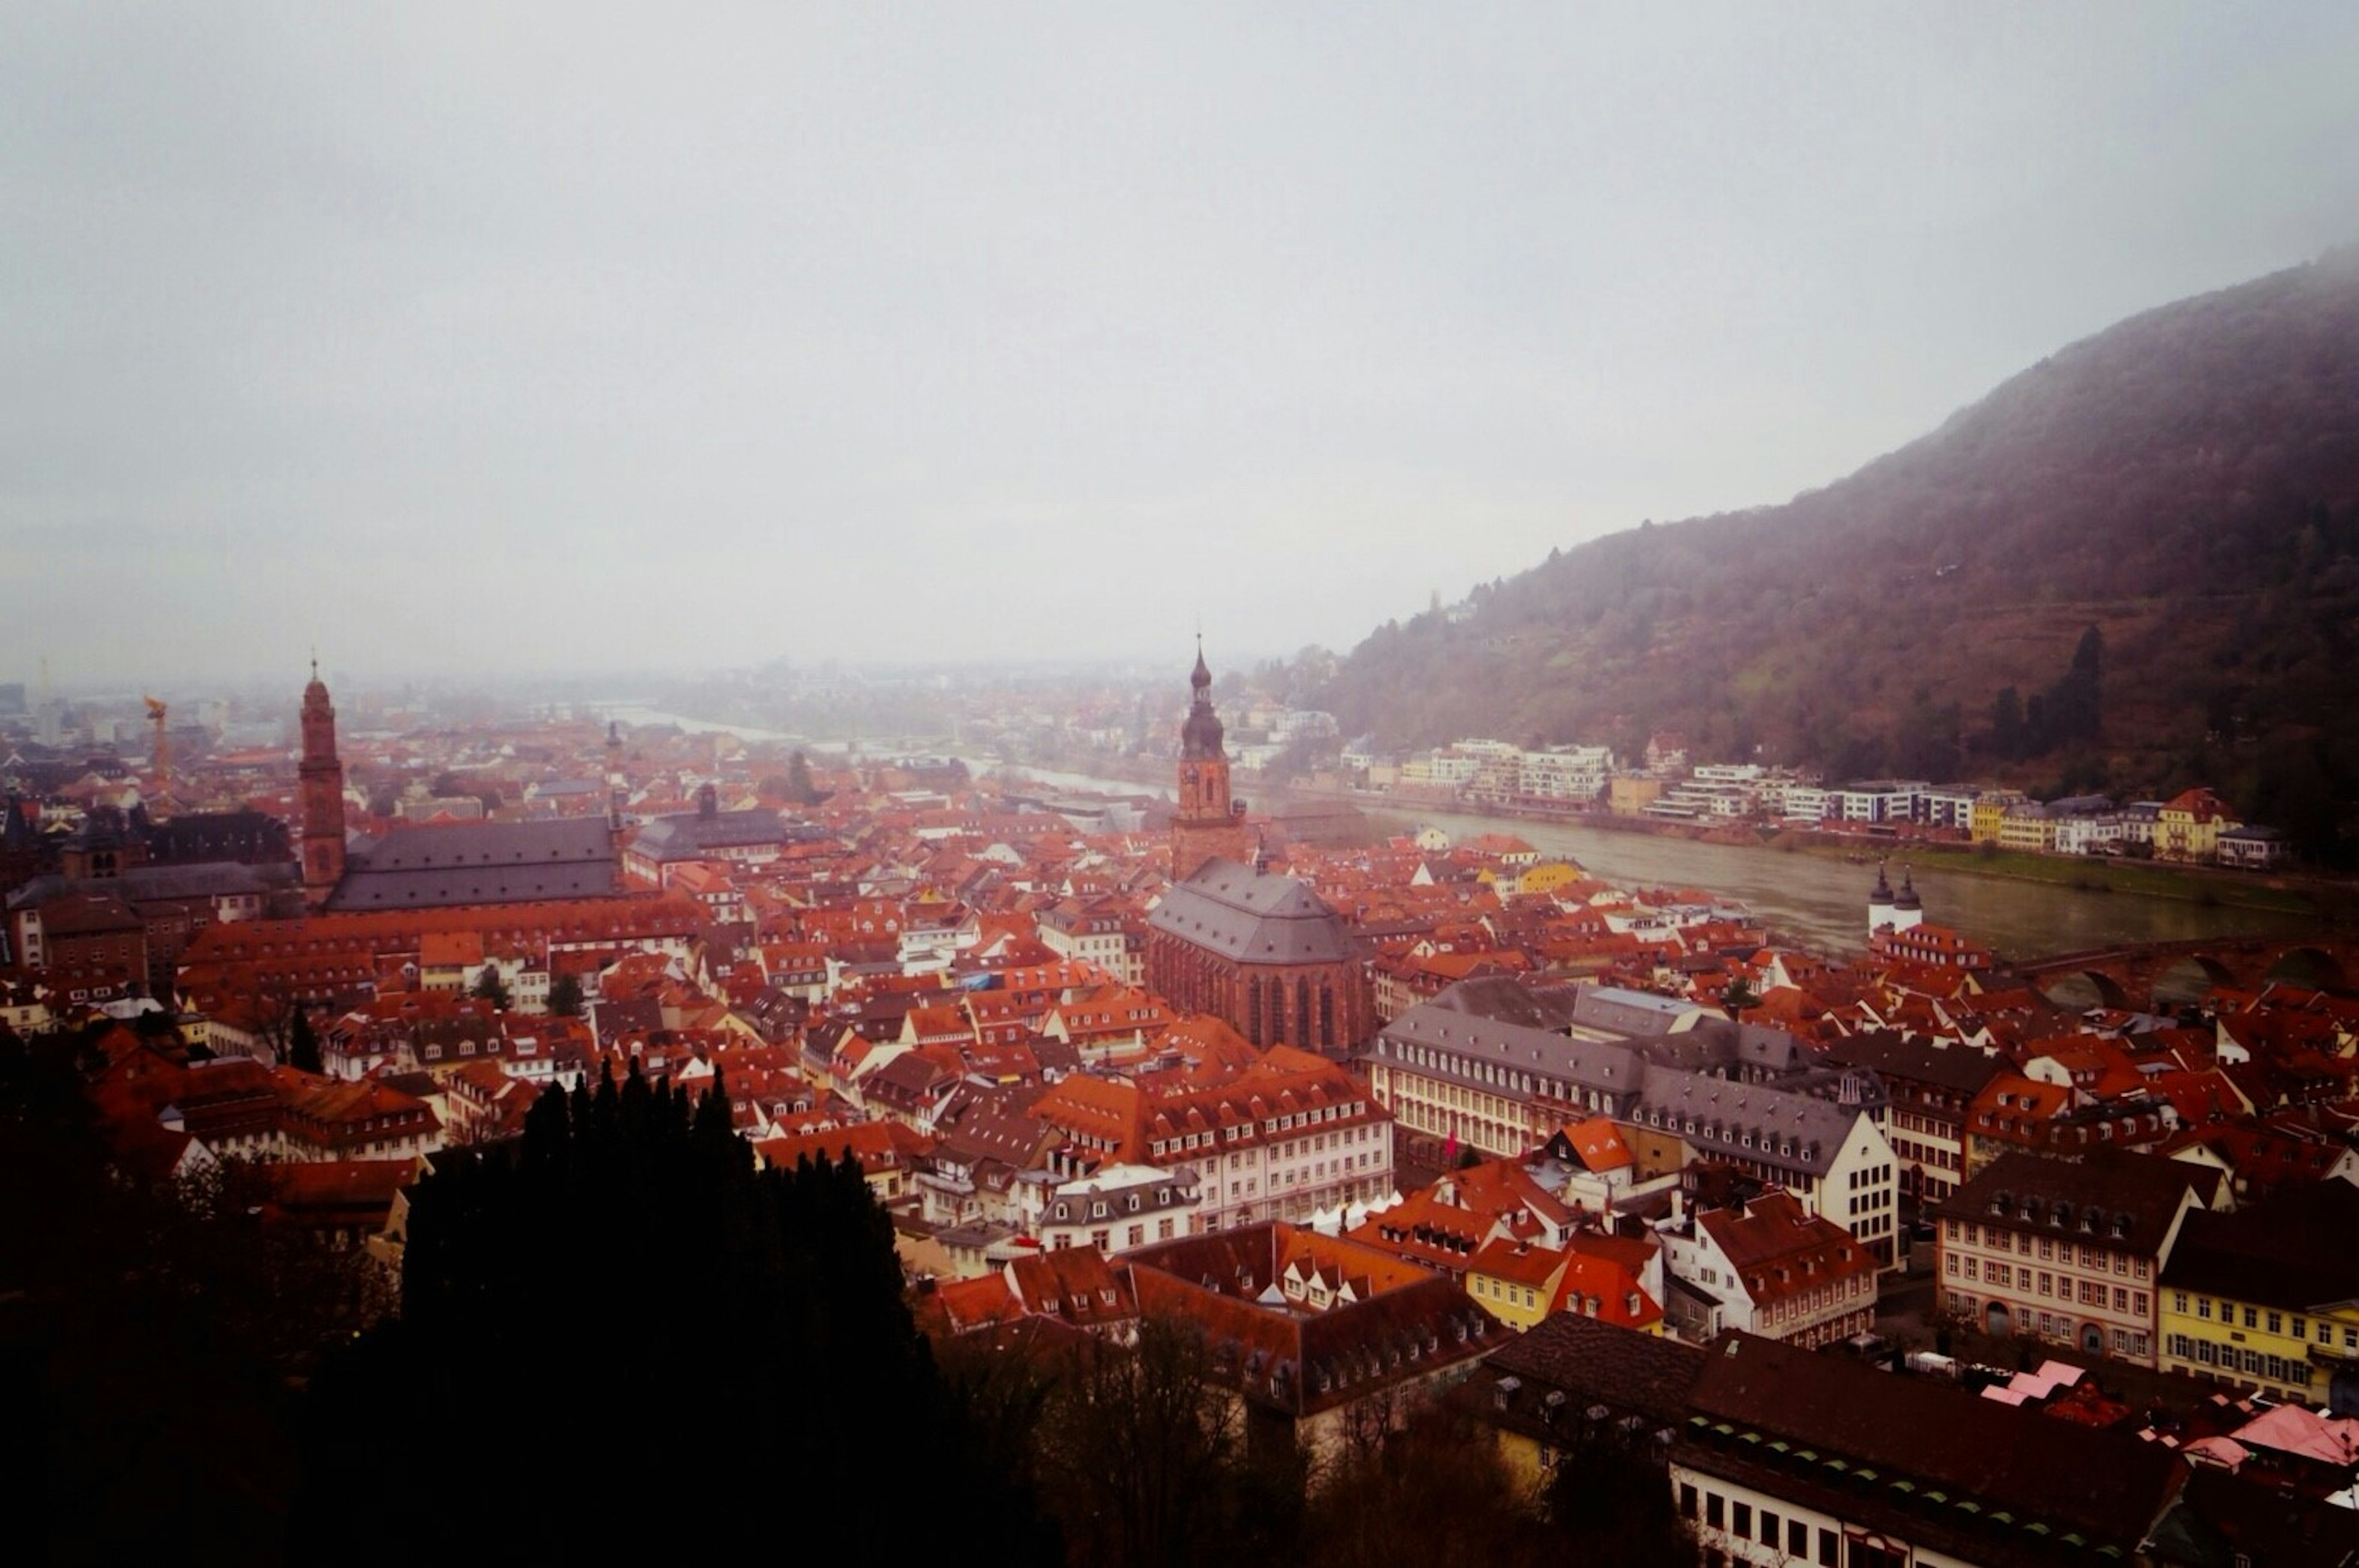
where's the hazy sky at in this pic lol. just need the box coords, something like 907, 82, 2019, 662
7, 4, 2358, 689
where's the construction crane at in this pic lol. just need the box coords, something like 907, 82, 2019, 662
145, 695, 168, 786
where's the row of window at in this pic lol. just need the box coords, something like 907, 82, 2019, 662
1942, 1293, 2153, 1357
1147, 1101, 1370, 1160
1682, 1486, 1833, 1565
1949, 1257, 2150, 1314
2171, 1293, 2358, 1349
2165, 1335, 2315, 1387
1890, 1134, 1955, 1170
1946, 1222, 2151, 1277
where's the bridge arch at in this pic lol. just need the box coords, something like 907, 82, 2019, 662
2266, 946, 2350, 992
2152, 954, 2241, 1006
2035, 969, 2130, 1011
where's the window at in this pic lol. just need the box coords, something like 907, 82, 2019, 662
1706, 1494, 1724, 1531
1818, 1528, 1839, 1567
1790, 1519, 1809, 1556
1678, 1484, 1698, 1521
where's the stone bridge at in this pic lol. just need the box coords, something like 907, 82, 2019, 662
2014, 935, 2358, 1010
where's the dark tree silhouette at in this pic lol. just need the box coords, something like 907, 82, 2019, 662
292, 1061, 1054, 1562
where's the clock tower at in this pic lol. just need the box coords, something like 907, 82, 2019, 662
1170, 641, 1249, 881
299, 661, 346, 911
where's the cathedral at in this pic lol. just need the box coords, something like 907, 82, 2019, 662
1146, 646, 1374, 1055
299, 668, 625, 913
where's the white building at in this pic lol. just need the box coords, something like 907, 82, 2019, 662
1040, 1163, 1204, 1254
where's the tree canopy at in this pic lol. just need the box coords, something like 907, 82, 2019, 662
292, 1060, 1054, 1561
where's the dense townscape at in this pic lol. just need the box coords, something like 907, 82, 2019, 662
7, 654, 2359, 1563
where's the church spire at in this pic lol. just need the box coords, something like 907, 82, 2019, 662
299, 664, 346, 910
1172, 642, 1246, 880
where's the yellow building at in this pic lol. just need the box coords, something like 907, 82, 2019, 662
1608, 776, 1664, 816
2155, 787, 2239, 864
1466, 1238, 1663, 1336
1970, 790, 2026, 845
1996, 803, 2056, 853
2157, 1182, 2359, 1409
1516, 860, 1586, 897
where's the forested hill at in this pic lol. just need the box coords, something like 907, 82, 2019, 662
1310, 252, 2359, 853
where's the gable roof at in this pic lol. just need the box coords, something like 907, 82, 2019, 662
329, 818, 621, 910
1684, 1332, 2185, 1551
1147, 857, 1356, 965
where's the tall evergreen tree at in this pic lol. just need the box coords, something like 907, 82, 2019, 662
287, 1005, 323, 1075
294, 1065, 1054, 1563
470, 964, 512, 1010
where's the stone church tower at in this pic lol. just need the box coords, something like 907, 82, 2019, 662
299, 663, 346, 910
1170, 641, 1249, 881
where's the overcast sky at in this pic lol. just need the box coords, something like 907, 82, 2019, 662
7, 3, 2358, 690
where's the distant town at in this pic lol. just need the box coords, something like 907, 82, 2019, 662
7, 651, 2359, 1562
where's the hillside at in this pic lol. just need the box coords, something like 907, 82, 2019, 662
1310, 253, 2359, 857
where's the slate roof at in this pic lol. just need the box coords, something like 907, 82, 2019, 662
144, 809, 292, 865
1680, 1333, 2186, 1559
1633, 1070, 1867, 1178
1480, 1310, 1707, 1430
2159, 1179, 2359, 1312
1147, 857, 1355, 965
1934, 1147, 2216, 1251
1371, 1002, 1648, 1107
1425, 976, 1587, 1030
328, 819, 621, 910
1823, 1029, 2008, 1096
1570, 985, 1702, 1036
629, 807, 786, 860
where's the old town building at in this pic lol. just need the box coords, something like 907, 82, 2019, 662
1144, 857, 1374, 1055
1935, 1147, 2221, 1366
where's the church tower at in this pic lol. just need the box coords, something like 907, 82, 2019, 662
1171, 641, 1249, 881
299, 662, 346, 910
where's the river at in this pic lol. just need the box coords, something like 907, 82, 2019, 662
1369, 806, 2325, 965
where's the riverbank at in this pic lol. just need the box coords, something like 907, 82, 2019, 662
1258, 781, 2353, 926
1772, 836, 2356, 924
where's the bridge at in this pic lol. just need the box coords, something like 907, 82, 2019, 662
2014, 935, 2357, 1010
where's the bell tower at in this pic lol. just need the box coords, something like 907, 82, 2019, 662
1171, 640, 1249, 881
299, 661, 346, 911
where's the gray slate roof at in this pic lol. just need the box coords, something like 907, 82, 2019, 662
327, 819, 620, 910
1481, 1311, 1707, 1430
1823, 1030, 2007, 1096
1147, 857, 1355, 965
9, 859, 287, 911
1371, 1002, 1648, 1107
1634, 1069, 1863, 1176
629, 808, 785, 860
